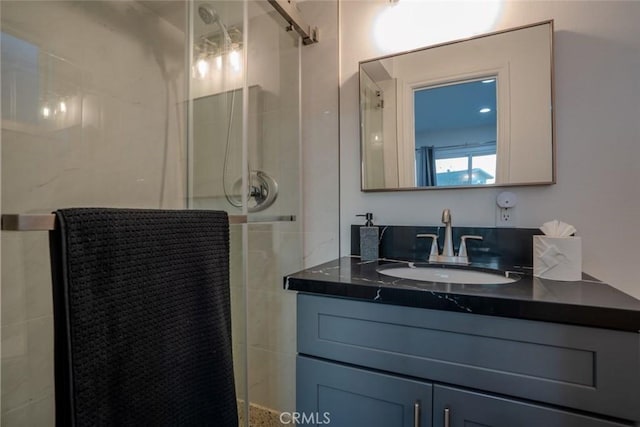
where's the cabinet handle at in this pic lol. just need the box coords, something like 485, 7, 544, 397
413, 400, 421, 427
444, 408, 451, 427
444, 407, 450, 427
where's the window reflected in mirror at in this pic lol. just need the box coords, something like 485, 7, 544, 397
414, 78, 497, 187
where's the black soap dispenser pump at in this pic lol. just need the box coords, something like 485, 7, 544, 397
356, 213, 379, 261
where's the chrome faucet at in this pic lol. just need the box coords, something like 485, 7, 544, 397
441, 208, 454, 258
417, 209, 483, 264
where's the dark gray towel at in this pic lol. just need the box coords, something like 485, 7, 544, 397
49, 208, 238, 427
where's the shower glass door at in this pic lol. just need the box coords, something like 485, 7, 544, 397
244, 1, 302, 422
188, 0, 302, 425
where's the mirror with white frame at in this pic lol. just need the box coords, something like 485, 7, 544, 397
359, 21, 554, 191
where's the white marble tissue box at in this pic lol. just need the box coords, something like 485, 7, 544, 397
533, 236, 582, 281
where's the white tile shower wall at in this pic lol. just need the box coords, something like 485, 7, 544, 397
339, 0, 640, 299
191, 86, 251, 206
299, 0, 340, 269
247, 223, 300, 413
1, 1, 187, 424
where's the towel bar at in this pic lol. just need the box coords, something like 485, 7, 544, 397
1, 213, 296, 231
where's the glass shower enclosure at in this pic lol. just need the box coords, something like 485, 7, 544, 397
188, 0, 302, 424
0, 1, 301, 425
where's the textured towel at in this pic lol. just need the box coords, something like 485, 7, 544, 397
49, 208, 237, 427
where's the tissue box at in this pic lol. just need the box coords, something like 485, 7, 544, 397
533, 236, 582, 281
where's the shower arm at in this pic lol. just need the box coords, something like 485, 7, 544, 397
267, 0, 319, 45
0, 213, 296, 231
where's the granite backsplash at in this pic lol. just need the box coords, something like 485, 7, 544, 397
351, 225, 544, 268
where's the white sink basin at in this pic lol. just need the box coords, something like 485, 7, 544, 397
378, 266, 518, 285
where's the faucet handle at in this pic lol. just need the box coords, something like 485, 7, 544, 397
417, 233, 439, 261
458, 235, 483, 258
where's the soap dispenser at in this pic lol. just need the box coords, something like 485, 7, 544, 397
356, 213, 379, 261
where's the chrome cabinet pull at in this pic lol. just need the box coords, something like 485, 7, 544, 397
413, 400, 421, 427
444, 407, 450, 427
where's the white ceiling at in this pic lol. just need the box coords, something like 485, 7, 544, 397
139, 1, 187, 30
414, 79, 497, 134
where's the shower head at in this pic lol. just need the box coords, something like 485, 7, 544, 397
198, 4, 219, 25
198, 4, 232, 45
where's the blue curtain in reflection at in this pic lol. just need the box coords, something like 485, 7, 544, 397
415, 146, 435, 187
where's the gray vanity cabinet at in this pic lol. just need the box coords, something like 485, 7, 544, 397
296, 294, 640, 427
297, 362, 629, 427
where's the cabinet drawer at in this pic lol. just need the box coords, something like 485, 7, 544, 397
433, 385, 632, 427
297, 294, 640, 421
297, 356, 432, 427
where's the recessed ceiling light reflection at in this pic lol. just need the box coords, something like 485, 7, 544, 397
482, 79, 496, 84
479, 107, 492, 113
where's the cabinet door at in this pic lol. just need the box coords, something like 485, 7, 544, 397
297, 356, 432, 427
433, 385, 631, 427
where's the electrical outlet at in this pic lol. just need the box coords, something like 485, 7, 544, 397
496, 206, 517, 227
496, 191, 518, 227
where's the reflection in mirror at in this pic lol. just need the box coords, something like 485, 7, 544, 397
414, 78, 497, 187
360, 21, 554, 191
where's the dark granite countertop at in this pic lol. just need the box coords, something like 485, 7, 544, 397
284, 256, 640, 332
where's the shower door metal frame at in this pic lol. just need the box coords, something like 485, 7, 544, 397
0, 214, 296, 231
267, 0, 319, 45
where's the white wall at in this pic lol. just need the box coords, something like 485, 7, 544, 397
340, 0, 640, 299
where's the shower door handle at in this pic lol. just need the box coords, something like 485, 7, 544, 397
242, 214, 296, 224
